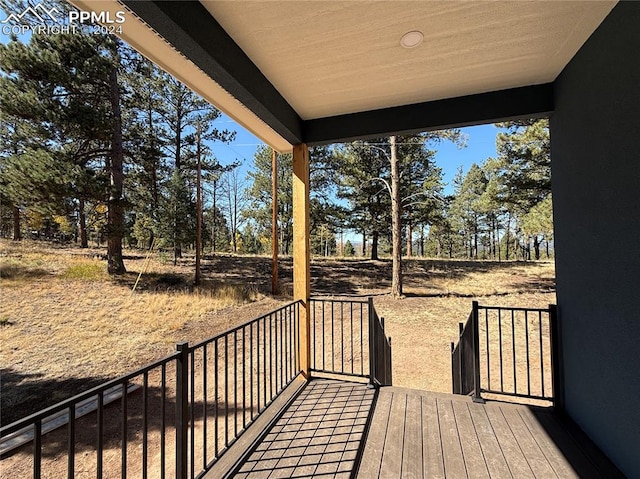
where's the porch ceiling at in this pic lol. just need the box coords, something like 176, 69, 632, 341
70, 0, 616, 151
201, 1, 613, 120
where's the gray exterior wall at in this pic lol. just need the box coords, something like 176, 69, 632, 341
550, 3, 640, 477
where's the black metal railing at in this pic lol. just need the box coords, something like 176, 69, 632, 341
0, 301, 302, 479
451, 301, 560, 405
310, 297, 391, 387
368, 301, 392, 387
184, 300, 301, 478
310, 298, 370, 378
451, 311, 480, 400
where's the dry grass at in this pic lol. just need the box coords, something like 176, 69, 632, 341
0, 240, 274, 424
0, 239, 556, 423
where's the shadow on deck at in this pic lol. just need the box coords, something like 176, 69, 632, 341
213, 379, 624, 479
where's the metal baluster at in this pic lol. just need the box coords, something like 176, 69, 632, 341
263, 316, 267, 410
341, 302, 345, 373
143, 372, 148, 479
280, 308, 284, 389
322, 301, 326, 371
312, 301, 316, 370
225, 334, 229, 448
485, 309, 490, 391
269, 313, 273, 400
234, 330, 238, 438
250, 322, 255, 420
68, 404, 75, 479
121, 382, 127, 479
360, 303, 364, 376
512, 310, 517, 395
539, 310, 545, 397
160, 364, 166, 479
34, 420, 42, 479
525, 310, 531, 396
242, 327, 246, 429
203, 344, 208, 470
97, 391, 103, 479
274, 311, 279, 394
350, 303, 354, 374
331, 302, 335, 372
214, 339, 219, 456
190, 351, 195, 479
498, 309, 504, 392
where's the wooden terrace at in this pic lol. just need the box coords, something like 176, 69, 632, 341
206, 379, 622, 479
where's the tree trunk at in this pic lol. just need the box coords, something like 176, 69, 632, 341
371, 231, 379, 260
195, 126, 202, 286
505, 213, 511, 260
212, 181, 217, 254
107, 66, 126, 274
496, 220, 501, 261
362, 232, 366, 257
406, 222, 412, 258
174, 109, 183, 261
78, 199, 88, 248
12, 206, 21, 241
533, 235, 541, 260
390, 136, 403, 298
473, 222, 478, 260
492, 219, 496, 259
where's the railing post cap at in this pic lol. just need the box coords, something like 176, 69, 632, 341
176, 341, 189, 351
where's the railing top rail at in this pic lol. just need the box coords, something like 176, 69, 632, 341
477, 305, 552, 313
309, 297, 369, 305
189, 300, 302, 350
0, 351, 181, 436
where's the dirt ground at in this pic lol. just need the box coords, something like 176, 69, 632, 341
0, 240, 555, 476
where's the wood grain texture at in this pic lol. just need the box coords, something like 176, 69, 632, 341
292, 144, 310, 375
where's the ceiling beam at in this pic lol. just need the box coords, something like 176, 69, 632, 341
122, 0, 303, 146
302, 84, 554, 145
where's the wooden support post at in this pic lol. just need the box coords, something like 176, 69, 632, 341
271, 148, 279, 295
292, 144, 311, 377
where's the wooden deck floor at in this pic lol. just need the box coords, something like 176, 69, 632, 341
223, 379, 622, 478
359, 386, 623, 479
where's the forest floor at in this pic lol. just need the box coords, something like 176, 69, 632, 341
1, 239, 556, 427
0, 240, 556, 477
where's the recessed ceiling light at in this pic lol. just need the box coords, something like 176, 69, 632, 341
400, 30, 424, 49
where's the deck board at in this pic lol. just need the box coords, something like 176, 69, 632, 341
484, 402, 536, 479
500, 404, 557, 478
357, 388, 392, 478
379, 392, 405, 478
467, 401, 512, 478
452, 400, 490, 479
422, 394, 445, 479
401, 394, 423, 479
438, 398, 468, 478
